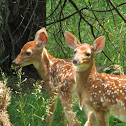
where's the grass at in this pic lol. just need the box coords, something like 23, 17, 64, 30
0, 67, 126, 126
8, 91, 48, 126
8, 91, 85, 126
7, 92, 126, 126
0, 0, 126, 125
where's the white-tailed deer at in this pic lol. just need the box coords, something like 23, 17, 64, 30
12, 28, 80, 126
65, 31, 126, 126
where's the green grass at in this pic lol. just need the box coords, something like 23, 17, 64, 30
46, 0, 126, 74
0, 68, 125, 126
7, 87, 126, 126
1, 0, 126, 125
7, 91, 80, 126
8, 92, 47, 126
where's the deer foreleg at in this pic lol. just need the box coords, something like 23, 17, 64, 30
46, 90, 58, 126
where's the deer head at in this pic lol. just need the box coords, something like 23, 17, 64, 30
12, 28, 48, 67
65, 31, 105, 72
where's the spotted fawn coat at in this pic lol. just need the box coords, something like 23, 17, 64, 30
65, 31, 126, 126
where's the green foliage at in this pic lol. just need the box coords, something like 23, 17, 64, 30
6, 68, 48, 126
0, 68, 124, 125
0, 0, 126, 125
8, 91, 48, 126
0, 68, 8, 85
46, 0, 126, 73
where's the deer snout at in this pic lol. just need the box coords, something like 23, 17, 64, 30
12, 60, 20, 67
72, 59, 79, 64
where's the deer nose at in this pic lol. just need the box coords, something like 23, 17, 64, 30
72, 59, 78, 64
12, 60, 19, 66
12, 60, 16, 65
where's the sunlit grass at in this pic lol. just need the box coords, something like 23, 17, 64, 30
0, 0, 126, 125
3, 68, 125, 125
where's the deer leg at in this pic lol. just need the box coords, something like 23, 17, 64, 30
78, 94, 97, 126
95, 110, 108, 126
59, 92, 80, 126
62, 111, 68, 126
46, 90, 58, 126
84, 108, 97, 126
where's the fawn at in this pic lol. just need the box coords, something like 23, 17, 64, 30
12, 28, 80, 126
64, 31, 126, 126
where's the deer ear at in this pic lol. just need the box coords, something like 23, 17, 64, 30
64, 31, 81, 49
35, 27, 48, 47
93, 36, 105, 53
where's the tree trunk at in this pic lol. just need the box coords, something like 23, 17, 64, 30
0, 0, 46, 71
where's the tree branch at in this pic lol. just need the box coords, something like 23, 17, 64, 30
46, 7, 88, 26
69, 0, 95, 38
46, 2, 126, 26
46, 0, 62, 20
108, 0, 126, 22
88, 2, 126, 12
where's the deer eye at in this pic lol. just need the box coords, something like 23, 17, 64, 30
74, 50, 76, 54
25, 51, 31, 56
85, 53, 91, 57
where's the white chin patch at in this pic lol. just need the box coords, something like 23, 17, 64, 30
33, 62, 39, 69
75, 63, 90, 72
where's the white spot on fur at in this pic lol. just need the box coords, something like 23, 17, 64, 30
0, 88, 3, 93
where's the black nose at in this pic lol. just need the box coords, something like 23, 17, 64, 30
12, 60, 19, 67
12, 60, 16, 65
72, 59, 78, 64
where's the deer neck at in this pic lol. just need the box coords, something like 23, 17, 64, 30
33, 48, 54, 82
76, 59, 97, 89
76, 59, 97, 109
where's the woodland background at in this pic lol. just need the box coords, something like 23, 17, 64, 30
0, 0, 126, 72
0, 0, 126, 125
